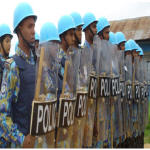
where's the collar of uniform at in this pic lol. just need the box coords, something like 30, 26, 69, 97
84, 40, 91, 49
15, 46, 35, 64
58, 47, 67, 60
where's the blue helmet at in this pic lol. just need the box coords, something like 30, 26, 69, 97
97, 17, 110, 34
13, 2, 37, 33
125, 41, 131, 52
58, 15, 75, 35
115, 32, 126, 45
0, 24, 13, 38
139, 50, 144, 56
128, 39, 138, 51
70, 12, 84, 27
35, 32, 39, 41
136, 44, 142, 52
82, 12, 97, 31
40, 22, 60, 43
109, 32, 117, 45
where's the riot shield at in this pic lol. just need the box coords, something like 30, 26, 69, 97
93, 35, 102, 74
117, 50, 126, 145
68, 47, 88, 148
138, 59, 144, 135
136, 57, 142, 138
31, 42, 59, 148
56, 47, 78, 148
140, 59, 148, 133
132, 56, 140, 139
143, 60, 148, 130
80, 42, 98, 148
92, 38, 110, 148
94, 39, 118, 148
145, 61, 150, 127
109, 44, 120, 148
125, 55, 133, 139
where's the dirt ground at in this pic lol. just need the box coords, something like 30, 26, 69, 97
144, 144, 150, 148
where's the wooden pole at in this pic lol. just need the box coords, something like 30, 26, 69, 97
34, 47, 45, 101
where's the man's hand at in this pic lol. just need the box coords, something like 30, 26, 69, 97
23, 134, 35, 148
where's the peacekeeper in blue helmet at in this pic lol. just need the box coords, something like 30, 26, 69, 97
0, 2, 37, 148
82, 12, 97, 74
70, 12, 84, 49
39, 22, 60, 103
70, 12, 84, 95
57, 14, 75, 101
115, 31, 127, 148
82, 12, 97, 48
138, 47, 145, 148
0, 24, 13, 88
33, 22, 60, 148
97, 17, 110, 41
115, 32, 126, 51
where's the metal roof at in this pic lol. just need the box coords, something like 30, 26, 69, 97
110, 16, 150, 41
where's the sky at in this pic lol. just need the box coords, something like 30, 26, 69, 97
0, 0, 150, 55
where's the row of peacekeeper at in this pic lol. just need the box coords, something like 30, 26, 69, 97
0, 2, 149, 148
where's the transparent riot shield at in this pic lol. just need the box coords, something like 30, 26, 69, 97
138, 59, 144, 135
125, 55, 133, 139
145, 61, 150, 127
94, 39, 114, 148
132, 56, 140, 139
90, 36, 102, 148
94, 39, 108, 148
136, 57, 142, 138
32, 41, 59, 148
138, 59, 146, 147
146, 61, 150, 127
80, 42, 98, 148
143, 60, 148, 130
109, 45, 120, 148
117, 50, 126, 145
68, 47, 88, 148
93, 35, 101, 74
56, 47, 78, 148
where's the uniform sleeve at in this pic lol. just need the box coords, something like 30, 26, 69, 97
0, 61, 25, 147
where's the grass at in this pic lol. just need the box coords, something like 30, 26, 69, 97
144, 100, 150, 144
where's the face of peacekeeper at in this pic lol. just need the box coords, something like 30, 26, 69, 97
89, 22, 97, 36
102, 27, 110, 41
75, 25, 82, 44
0, 35, 12, 55
119, 41, 125, 51
98, 27, 110, 41
125, 51, 131, 56
18, 17, 35, 45
64, 29, 75, 47
85, 21, 97, 41
132, 49, 138, 57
